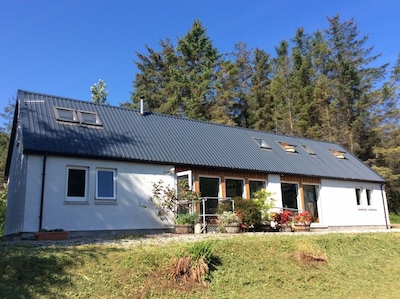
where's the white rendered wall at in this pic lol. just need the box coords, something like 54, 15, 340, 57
22, 156, 175, 233
319, 179, 389, 227
266, 174, 283, 212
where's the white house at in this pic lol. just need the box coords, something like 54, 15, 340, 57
4, 90, 390, 238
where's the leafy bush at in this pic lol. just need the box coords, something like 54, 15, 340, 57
175, 213, 199, 225
233, 197, 262, 227
252, 189, 276, 222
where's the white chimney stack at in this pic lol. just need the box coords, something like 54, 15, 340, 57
140, 97, 144, 116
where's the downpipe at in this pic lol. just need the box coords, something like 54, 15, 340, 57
381, 184, 390, 229
39, 154, 47, 231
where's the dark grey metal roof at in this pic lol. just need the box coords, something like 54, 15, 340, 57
13, 90, 385, 183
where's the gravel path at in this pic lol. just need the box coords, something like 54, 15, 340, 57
1, 228, 399, 249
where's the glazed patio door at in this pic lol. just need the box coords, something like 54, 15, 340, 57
303, 184, 320, 223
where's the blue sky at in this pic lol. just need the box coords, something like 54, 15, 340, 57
1, 0, 399, 129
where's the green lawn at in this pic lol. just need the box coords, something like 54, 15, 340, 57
390, 212, 400, 224
1, 232, 400, 298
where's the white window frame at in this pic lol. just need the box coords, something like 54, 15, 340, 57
95, 168, 117, 201
55, 107, 79, 123
177, 170, 193, 191
65, 166, 89, 203
78, 110, 102, 126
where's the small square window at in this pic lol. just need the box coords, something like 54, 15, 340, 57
252, 138, 271, 149
78, 111, 102, 125
96, 169, 116, 200
55, 107, 78, 122
66, 167, 88, 202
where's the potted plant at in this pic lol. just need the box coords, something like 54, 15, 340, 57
273, 210, 293, 232
225, 197, 261, 231
174, 213, 199, 234
293, 211, 312, 232
252, 189, 276, 231
217, 211, 242, 233
34, 229, 69, 241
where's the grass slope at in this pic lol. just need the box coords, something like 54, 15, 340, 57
1, 232, 400, 298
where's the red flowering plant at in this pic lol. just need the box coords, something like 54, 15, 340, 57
273, 210, 293, 225
293, 211, 312, 225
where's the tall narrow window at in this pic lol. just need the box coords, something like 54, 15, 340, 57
66, 167, 88, 202
366, 189, 372, 206
355, 188, 361, 206
96, 169, 116, 200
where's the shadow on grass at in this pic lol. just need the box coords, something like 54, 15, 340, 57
0, 245, 110, 298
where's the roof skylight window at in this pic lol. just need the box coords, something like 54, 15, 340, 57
329, 149, 346, 159
301, 144, 316, 155
55, 107, 102, 126
253, 137, 272, 149
78, 111, 102, 126
278, 142, 297, 153
54, 107, 78, 123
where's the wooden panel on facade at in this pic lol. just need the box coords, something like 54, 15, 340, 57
175, 166, 268, 199
280, 175, 321, 184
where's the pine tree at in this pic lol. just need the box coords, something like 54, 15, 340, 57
324, 15, 387, 157
250, 48, 274, 131
130, 40, 179, 113
176, 20, 220, 120
290, 28, 318, 138
270, 40, 294, 135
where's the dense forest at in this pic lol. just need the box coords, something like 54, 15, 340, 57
128, 15, 400, 212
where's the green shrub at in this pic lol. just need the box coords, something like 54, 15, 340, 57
175, 213, 199, 225
233, 197, 262, 227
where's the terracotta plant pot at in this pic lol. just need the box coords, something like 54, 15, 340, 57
34, 231, 69, 241
174, 225, 194, 234
294, 224, 311, 232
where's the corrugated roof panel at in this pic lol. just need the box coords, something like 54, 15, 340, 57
15, 90, 385, 183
